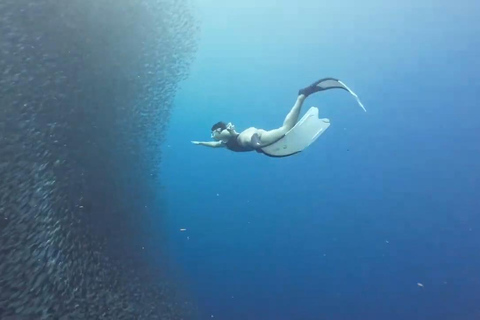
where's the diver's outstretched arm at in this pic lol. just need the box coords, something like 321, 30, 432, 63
191, 141, 224, 148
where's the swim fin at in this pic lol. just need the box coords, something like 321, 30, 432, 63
298, 77, 366, 112
298, 77, 348, 97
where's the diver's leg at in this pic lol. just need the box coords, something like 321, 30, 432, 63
256, 127, 285, 146
259, 78, 341, 146
283, 77, 333, 130
282, 94, 306, 130
257, 95, 306, 146
281, 78, 335, 128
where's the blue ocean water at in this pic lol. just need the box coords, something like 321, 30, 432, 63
162, 1, 480, 319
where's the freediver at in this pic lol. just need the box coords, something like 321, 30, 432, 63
191, 77, 365, 157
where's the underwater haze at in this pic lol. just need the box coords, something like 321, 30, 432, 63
164, 0, 480, 319
1, 0, 479, 319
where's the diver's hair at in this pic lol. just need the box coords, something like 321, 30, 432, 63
211, 121, 227, 132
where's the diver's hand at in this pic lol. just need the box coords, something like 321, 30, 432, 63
191, 141, 200, 145
226, 122, 235, 131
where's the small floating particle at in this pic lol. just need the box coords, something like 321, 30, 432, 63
417, 283, 424, 288
385, 240, 389, 244
180, 228, 186, 232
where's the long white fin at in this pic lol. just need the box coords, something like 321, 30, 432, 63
338, 80, 367, 112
